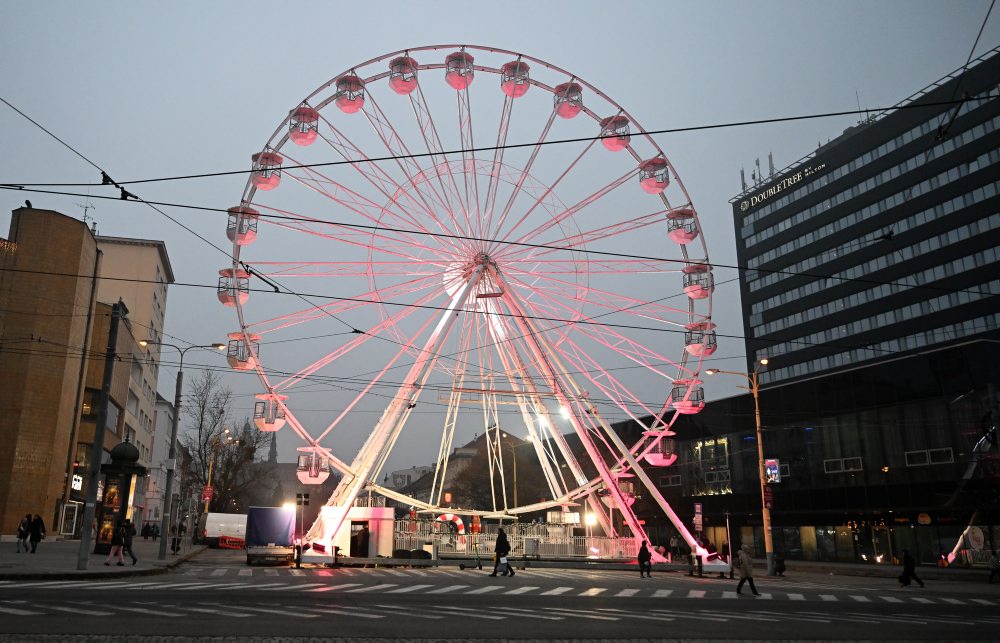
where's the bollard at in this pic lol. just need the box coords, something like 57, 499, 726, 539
697, 554, 704, 577
688, 552, 695, 576
294, 543, 302, 569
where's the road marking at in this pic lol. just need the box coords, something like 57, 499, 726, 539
788, 593, 806, 601
4, 581, 88, 589
210, 568, 228, 576
651, 589, 673, 598
305, 583, 362, 592
544, 608, 619, 621
285, 583, 326, 591
721, 591, 739, 599
346, 584, 398, 593
971, 598, 996, 605
465, 586, 503, 595
0, 604, 43, 616
695, 610, 776, 623
370, 604, 444, 619
939, 597, 964, 605
112, 605, 187, 618
432, 605, 504, 620
46, 605, 116, 616
755, 610, 830, 623
797, 611, 881, 624
183, 606, 253, 618
540, 586, 573, 596
687, 590, 706, 598
503, 586, 539, 595
819, 594, 838, 601
880, 596, 903, 603
427, 585, 469, 594
615, 589, 639, 597
579, 587, 606, 597
238, 569, 252, 577
298, 606, 384, 619
387, 584, 436, 594
910, 597, 934, 604
494, 606, 565, 621
596, 608, 675, 622
845, 612, 924, 625
849, 595, 871, 602
209, 603, 318, 618
252, 583, 295, 590
288, 569, 305, 576
264, 569, 279, 577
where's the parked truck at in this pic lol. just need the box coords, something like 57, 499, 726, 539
194, 512, 247, 548
245, 506, 296, 566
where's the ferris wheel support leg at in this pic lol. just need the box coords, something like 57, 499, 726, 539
304, 269, 483, 547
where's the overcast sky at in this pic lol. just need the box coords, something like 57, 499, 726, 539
2, 1, 997, 476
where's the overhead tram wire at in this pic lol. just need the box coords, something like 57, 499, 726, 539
2, 96, 994, 189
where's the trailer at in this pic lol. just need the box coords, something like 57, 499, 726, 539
245, 506, 296, 566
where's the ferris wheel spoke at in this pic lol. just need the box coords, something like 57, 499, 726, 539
480, 94, 515, 239
456, 87, 482, 236
514, 209, 671, 259
503, 258, 677, 275
408, 83, 469, 236
489, 110, 558, 243
503, 168, 639, 249
361, 93, 457, 235
249, 261, 438, 279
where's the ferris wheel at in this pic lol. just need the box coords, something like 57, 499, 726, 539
220, 45, 716, 552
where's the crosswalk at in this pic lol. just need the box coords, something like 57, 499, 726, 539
1, 598, 999, 627
0, 575, 995, 606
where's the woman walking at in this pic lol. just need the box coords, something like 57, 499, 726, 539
16, 514, 31, 553
637, 540, 652, 578
489, 527, 514, 577
736, 544, 761, 596
28, 514, 45, 553
105, 520, 126, 566
899, 549, 924, 587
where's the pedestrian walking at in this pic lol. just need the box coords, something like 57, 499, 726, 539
141, 522, 151, 540
105, 520, 126, 566
122, 519, 138, 565
899, 549, 924, 587
151, 524, 159, 541
170, 522, 186, 554
988, 553, 1000, 584
489, 527, 514, 577
28, 514, 46, 553
736, 544, 760, 596
637, 540, 652, 578
669, 534, 680, 559
16, 514, 31, 553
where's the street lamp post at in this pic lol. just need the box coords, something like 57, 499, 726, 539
140, 340, 225, 561
706, 359, 776, 576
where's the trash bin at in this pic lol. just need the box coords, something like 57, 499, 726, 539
524, 537, 540, 558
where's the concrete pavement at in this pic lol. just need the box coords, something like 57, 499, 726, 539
0, 536, 206, 580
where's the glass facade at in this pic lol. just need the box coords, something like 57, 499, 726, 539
730, 48, 1000, 385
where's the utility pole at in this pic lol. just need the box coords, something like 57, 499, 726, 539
77, 300, 127, 570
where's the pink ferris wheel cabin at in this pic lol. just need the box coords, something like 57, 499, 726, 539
445, 51, 475, 89
500, 60, 530, 98
226, 332, 260, 371
684, 321, 718, 357
334, 75, 366, 113
289, 105, 320, 146
667, 207, 699, 244
639, 158, 669, 194
226, 205, 260, 245
217, 267, 250, 307
552, 82, 583, 118
682, 262, 713, 300
670, 379, 705, 415
388, 56, 419, 95
251, 151, 283, 191
599, 115, 631, 151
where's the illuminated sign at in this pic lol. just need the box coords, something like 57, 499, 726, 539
765, 458, 781, 483
738, 163, 827, 213
71, 474, 83, 491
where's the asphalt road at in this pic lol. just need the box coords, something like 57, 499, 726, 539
1, 549, 998, 641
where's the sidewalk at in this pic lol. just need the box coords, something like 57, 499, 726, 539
0, 536, 206, 580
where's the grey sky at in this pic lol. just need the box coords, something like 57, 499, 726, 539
2, 1, 997, 475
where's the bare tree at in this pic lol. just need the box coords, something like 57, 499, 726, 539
179, 371, 272, 512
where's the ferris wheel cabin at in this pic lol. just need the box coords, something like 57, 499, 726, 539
388, 56, 418, 95
254, 393, 287, 432
251, 151, 283, 191
552, 82, 583, 119
682, 263, 714, 300
289, 105, 320, 146
643, 432, 678, 467
226, 206, 260, 245
334, 75, 366, 114
445, 51, 475, 89
500, 60, 531, 98
217, 268, 250, 307
297, 449, 331, 485
639, 158, 670, 194
599, 115, 630, 152
226, 332, 259, 371
667, 207, 699, 244
684, 321, 718, 357
670, 379, 705, 415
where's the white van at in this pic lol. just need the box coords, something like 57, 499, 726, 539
195, 512, 247, 548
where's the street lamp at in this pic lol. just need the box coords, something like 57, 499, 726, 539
140, 340, 225, 560
705, 358, 777, 575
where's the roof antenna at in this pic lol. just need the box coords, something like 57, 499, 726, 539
75, 196, 97, 232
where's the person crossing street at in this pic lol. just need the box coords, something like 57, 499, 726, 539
489, 527, 514, 577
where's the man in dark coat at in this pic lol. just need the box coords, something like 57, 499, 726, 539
899, 549, 924, 587
122, 519, 138, 565
28, 514, 46, 553
489, 527, 514, 577
637, 540, 652, 577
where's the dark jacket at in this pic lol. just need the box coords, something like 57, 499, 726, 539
123, 522, 136, 547
902, 551, 917, 573
29, 516, 46, 543
638, 543, 651, 563
494, 530, 511, 556
111, 523, 125, 546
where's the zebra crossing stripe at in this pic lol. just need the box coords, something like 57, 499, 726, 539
112, 605, 187, 618
208, 603, 318, 618
46, 605, 115, 616
184, 606, 253, 618
940, 597, 964, 605
210, 569, 228, 576
540, 587, 573, 596
910, 597, 934, 604
432, 605, 504, 620
370, 604, 444, 620
971, 598, 996, 605
615, 589, 639, 597
881, 596, 903, 603
845, 612, 924, 625
0, 604, 43, 616
788, 593, 806, 600
819, 594, 838, 601
687, 590, 706, 598
305, 583, 362, 592
298, 606, 384, 619
544, 608, 619, 621
289, 569, 305, 576
596, 608, 675, 622
238, 569, 252, 577
346, 584, 398, 593
721, 591, 739, 599
849, 595, 871, 602
579, 588, 606, 596
314, 570, 333, 576
427, 585, 469, 594
465, 586, 503, 595
503, 586, 539, 595
651, 589, 673, 598
263, 569, 279, 577
388, 584, 436, 594
252, 583, 295, 590
496, 606, 565, 621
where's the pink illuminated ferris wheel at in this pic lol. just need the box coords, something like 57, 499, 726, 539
220, 45, 716, 552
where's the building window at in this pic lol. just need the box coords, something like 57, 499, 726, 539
659, 475, 681, 487
907, 448, 953, 466
823, 459, 843, 473
928, 448, 954, 464
843, 457, 863, 472
779, 463, 790, 478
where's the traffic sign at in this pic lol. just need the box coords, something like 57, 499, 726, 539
201, 485, 214, 502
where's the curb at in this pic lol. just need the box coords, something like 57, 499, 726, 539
0, 546, 207, 581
